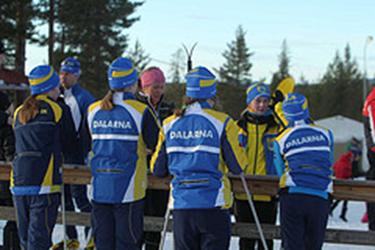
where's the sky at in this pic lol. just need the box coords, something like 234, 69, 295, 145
26, 0, 375, 83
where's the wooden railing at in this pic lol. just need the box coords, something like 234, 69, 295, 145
1, 162, 375, 246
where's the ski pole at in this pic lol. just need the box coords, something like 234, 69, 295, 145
239, 173, 269, 250
159, 205, 171, 250
61, 182, 67, 250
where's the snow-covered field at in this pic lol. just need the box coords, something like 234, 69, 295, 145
0, 201, 372, 249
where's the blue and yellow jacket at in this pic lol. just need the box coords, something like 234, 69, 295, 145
273, 121, 334, 199
87, 92, 159, 204
237, 110, 280, 201
151, 102, 247, 210
11, 95, 72, 196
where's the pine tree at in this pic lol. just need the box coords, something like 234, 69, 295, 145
0, 0, 39, 72
311, 44, 363, 120
169, 48, 185, 84
45, 0, 143, 97
127, 39, 151, 72
218, 25, 253, 85
271, 39, 291, 91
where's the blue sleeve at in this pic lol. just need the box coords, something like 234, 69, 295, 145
329, 130, 334, 165
221, 118, 247, 175
273, 141, 285, 177
141, 108, 160, 151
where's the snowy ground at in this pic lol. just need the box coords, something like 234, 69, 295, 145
0, 201, 372, 249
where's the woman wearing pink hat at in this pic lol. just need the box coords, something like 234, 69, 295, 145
136, 67, 174, 250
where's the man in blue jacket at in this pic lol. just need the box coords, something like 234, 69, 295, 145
53, 57, 95, 249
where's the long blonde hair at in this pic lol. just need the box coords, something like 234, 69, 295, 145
100, 85, 137, 110
18, 95, 40, 124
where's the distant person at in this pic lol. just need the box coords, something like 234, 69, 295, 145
87, 57, 159, 250
274, 93, 334, 250
52, 57, 95, 250
330, 137, 362, 222
136, 67, 174, 250
0, 41, 28, 85
363, 87, 375, 230
11, 65, 75, 250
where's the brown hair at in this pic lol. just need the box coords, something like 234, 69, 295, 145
18, 95, 40, 124
174, 96, 201, 117
100, 90, 114, 110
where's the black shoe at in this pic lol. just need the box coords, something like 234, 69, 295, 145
340, 215, 348, 222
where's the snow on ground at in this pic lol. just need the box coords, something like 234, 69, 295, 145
0, 201, 372, 249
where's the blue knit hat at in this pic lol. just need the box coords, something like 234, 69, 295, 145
185, 66, 216, 99
246, 82, 271, 105
108, 57, 138, 90
60, 57, 81, 76
28, 65, 59, 95
282, 93, 310, 122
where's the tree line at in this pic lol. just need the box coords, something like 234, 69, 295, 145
0, 2, 366, 121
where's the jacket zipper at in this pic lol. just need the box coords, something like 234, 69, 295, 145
252, 121, 259, 175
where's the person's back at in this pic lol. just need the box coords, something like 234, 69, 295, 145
161, 102, 235, 209
12, 65, 65, 250
88, 94, 151, 203
87, 57, 159, 250
13, 94, 63, 193
152, 66, 247, 250
276, 123, 333, 196
274, 93, 333, 250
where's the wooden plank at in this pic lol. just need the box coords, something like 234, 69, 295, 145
0, 206, 373, 245
2, 162, 375, 202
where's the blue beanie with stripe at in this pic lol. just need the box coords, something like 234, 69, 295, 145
108, 57, 138, 90
185, 66, 216, 99
246, 82, 271, 105
28, 65, 59, 95
282, 93, 310, 122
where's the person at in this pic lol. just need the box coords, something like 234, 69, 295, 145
273, 93, 334, 250
0, 91, 20, 249
235, 82, 280, 250
136, 67, 174, 250
151, 66, 247, 250
87, 57, 159, 250
52, 57, 95, 250
363, 87, 375, 230
0, 41, 28, 85
330, 137, 362, 222
11, 65, 76, 250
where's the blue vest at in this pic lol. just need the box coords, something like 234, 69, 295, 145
274, 123, 334, 199
151, 102, 247, 209
87, 92, 156, 203
12, 95, 63, 196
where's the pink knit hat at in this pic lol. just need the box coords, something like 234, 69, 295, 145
140, 67, 166, 88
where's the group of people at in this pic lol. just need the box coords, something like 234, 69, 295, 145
2, 54, 337, 250
14, 36, 375, 249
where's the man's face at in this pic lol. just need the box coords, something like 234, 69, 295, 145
60, 71, 79, 89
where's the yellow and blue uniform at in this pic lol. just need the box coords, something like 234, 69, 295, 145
234, 82, 280, 250
88, 57, 159, 250
151, 66, 246, 250
151, 101, 246, 209
12, 65, 73, 250
12, 96, 64, 195
274, 93, 333, 250
87, 92, 158, 203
